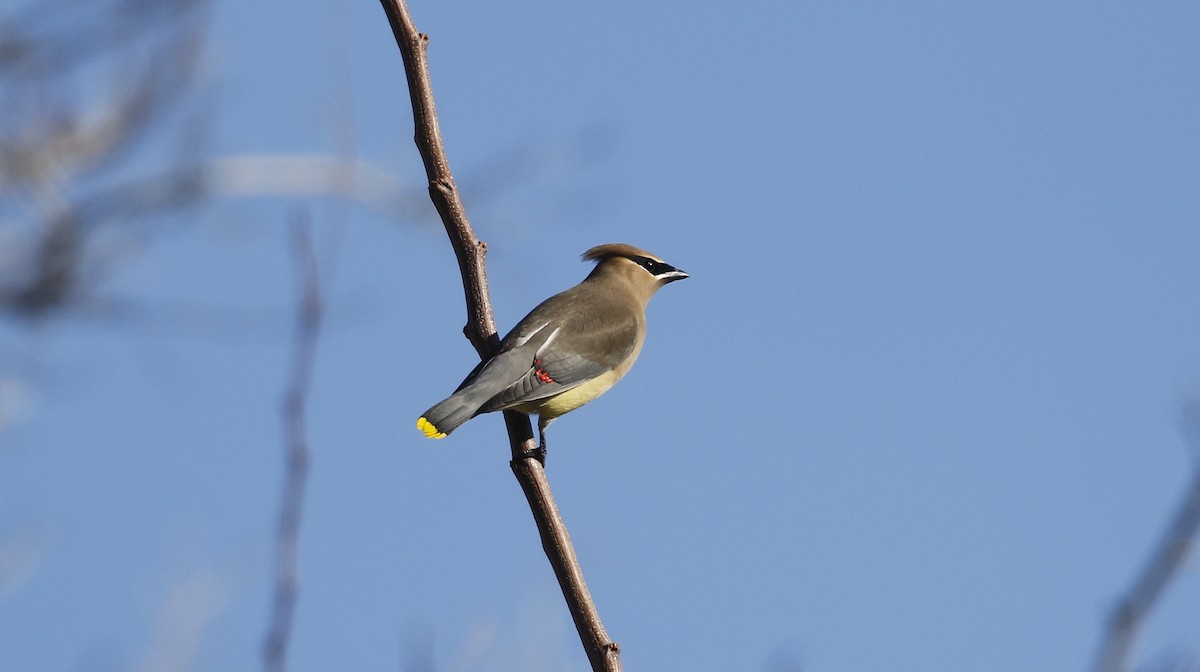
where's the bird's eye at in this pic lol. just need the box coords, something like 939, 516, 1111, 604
630, 255, 675, 277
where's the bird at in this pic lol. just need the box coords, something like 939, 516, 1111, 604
417, 243, 688, 461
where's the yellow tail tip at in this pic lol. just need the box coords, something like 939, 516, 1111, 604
417, 416, 447, 439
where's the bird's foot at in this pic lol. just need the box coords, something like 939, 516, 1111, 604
519, 443, 546, 465
519, 420, 550, 465
528, 431, 548, 465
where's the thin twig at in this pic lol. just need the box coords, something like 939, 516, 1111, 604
509, 459, 623, 671
376, 2, 622, 669
376, 0, 495, 355
264, 217, 323, 672
1092, 398, 1200, 672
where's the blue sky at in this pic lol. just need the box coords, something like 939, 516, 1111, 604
3, 1, 1200, 671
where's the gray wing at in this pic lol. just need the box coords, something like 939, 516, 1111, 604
476, 290, 639, 413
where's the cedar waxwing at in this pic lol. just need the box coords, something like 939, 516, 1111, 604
417, 243, 687, 457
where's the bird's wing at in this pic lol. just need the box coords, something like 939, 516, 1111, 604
477, 306, 639, 413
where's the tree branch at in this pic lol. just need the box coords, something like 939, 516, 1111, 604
377, 0, 493, 355
1092, 398, 1200, 672
376, 2, 622, 669
264, 217, 323, 672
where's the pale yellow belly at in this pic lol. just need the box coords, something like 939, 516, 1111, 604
515, 368, 625, 420
514, 327, 644, 421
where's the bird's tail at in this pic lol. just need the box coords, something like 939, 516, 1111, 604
417, 391, 484, 439
417, 347, 533, 439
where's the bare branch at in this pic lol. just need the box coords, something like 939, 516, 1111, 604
1092, 398, 1200, 672
376, 1, 622, 669
509, 458, 624, 671
264, 217, 323, 672
377, 0, 496, 355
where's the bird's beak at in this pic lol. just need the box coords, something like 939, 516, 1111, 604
659, 268, 689, 283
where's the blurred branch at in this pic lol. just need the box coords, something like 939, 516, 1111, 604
0, 0, 207, 187
0, 0, 208, 320
1092, 398, 1200, 672
55, 154, 426, 230
376, 1, 622, 670
137, 570, 226, 672
0, 0, 205, 79
264, 217, 323, 672
0, 0, 424, 323
0, 0, 591, 324
0, 151, 424, 319
204, 154, 426, 215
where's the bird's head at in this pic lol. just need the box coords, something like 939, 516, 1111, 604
581, 243, 688, 304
